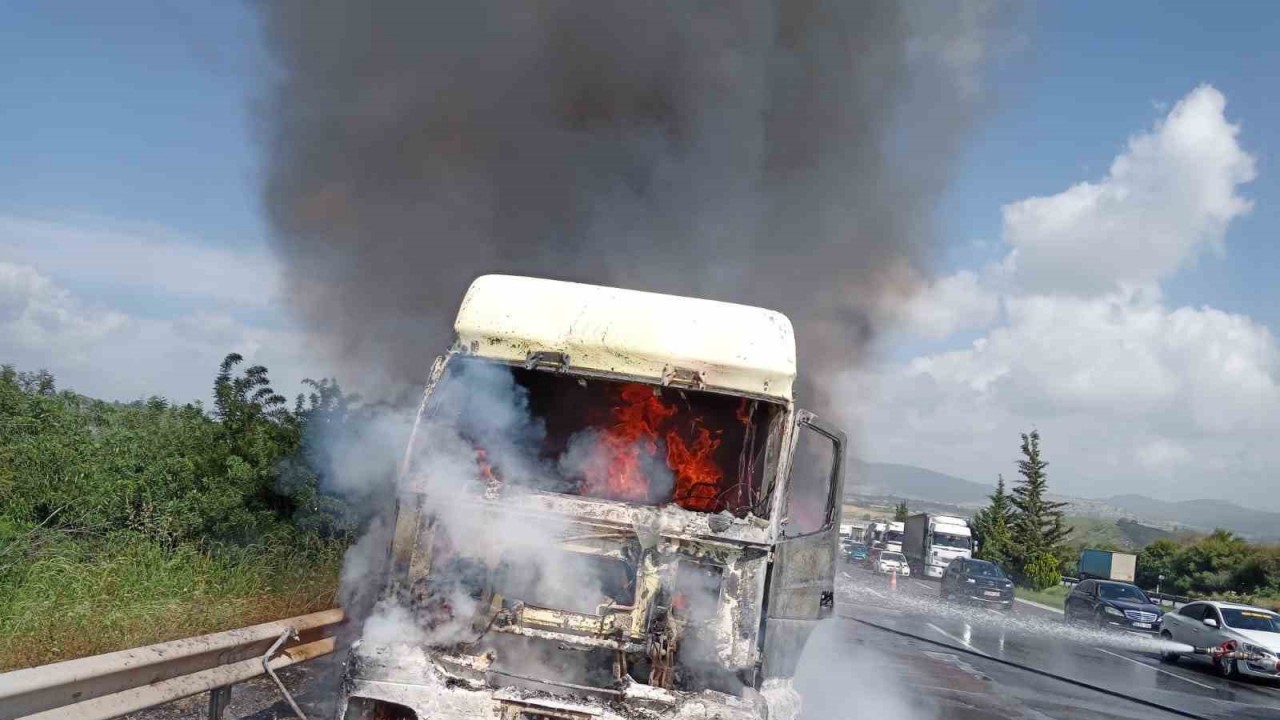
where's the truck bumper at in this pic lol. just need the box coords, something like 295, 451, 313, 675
336, 643, 800, 720
338, 678, 797, 720
925, 564, 946, 579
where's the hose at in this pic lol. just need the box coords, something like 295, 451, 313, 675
842, 615, 1214, 720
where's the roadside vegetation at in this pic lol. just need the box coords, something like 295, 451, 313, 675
0, 357, 374, 670
1134, 531, 1280, 610
1013, 583, 1069, 610
964, 431, 1280, 608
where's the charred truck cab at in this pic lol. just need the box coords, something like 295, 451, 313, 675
338, 276, 845, 720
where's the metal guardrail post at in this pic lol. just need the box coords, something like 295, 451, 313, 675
262, 629, 309, 720
207, 686, 231, 720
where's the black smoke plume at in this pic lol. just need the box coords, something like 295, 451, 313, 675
258, 1, 1003, 411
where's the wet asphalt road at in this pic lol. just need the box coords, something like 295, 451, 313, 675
831, 564, 1280, 719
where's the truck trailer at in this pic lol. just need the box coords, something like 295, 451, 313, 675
903, 513, 973, 580
1077, 549, 1137, 582
336, 275, 847, 720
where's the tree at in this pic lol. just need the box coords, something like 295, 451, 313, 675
1171, 528, 1250, 595
972, 475, 1015, 568
1136, 538, 1182, 591
1009, 431, 1070, 583
892, 500, 909, 522
1023, 551, 1062, 591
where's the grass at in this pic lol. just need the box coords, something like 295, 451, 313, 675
1015, 583, 1069, 610
0, 533, 344, 671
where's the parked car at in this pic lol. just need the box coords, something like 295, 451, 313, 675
1160, 601, 1280, 679
1064, 579, 1163, 633
871, 549, 910, 576
939, 558, 1015, 611
846, 541, 869, 563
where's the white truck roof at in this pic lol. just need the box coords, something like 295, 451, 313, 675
454, 275, 797, 401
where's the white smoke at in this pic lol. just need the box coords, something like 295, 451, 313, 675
327, 359, 645, 685
794, 620, 936, 719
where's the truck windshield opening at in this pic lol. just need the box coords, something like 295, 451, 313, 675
420, 359, 779, 517
933, 532, 970, 550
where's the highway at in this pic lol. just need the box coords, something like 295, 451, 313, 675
112, 566, 1280, 720
815, 564, 1280, 719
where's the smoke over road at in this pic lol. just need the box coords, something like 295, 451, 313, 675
257, 0, 1004, 414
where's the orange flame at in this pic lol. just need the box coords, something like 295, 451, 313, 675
667, 422, 723, 511
578, 383, 726, 510
579, 384, 676, 502
474, 445, 502, 498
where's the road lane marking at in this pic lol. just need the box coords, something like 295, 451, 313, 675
913, 581, 931, 591
1093, 648, 1216, 690
927, 622, 991, 658
1015, 597, 1064, 614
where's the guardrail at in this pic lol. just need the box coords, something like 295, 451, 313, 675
1059, 576, 1190, 608
0, 608, 344, 720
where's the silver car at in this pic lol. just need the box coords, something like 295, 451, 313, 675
1160, 600, 1280, 680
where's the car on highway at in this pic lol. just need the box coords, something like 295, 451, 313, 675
870, 549, 911, 576
939, 558, 1015, 611
1064, 579, 1164, 633
1160, 601, 1280, 679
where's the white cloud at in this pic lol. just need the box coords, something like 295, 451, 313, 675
0, 261, 317, 404
0, 262, 130, 362
857, 85, 1280, 509
896, 269, 1001, 340
855, 294, 1280, 504
0, 214, 279, 308
1003, 85, 1255, 296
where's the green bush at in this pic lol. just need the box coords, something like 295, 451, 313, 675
1021, 551, 1061, 591
0, 359, 370, 668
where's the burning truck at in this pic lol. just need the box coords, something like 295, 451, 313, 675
337, 275, 846, 720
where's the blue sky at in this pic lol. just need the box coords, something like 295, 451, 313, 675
938, 1, 1280, 323
0, 4, 267, 250
2, 2, 1278, 507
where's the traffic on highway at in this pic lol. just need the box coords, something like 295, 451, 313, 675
832, 523, 1280, 720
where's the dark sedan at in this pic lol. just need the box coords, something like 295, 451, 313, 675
939, 559, 1015, 610
1065, 579, 1164, 633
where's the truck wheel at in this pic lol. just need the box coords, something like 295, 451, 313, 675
1159, 631, 1179, 663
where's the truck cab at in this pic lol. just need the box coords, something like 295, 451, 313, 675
337, 276, 846, 720
861, 522, 886, 549
883, 521, 905, 553
904, 513, 972, 580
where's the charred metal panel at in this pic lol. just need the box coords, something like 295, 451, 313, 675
759, 413, 845, 678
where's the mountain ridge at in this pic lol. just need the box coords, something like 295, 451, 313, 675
849, 460, 1279, 540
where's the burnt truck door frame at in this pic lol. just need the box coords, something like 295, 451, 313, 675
760, 410, 846, 679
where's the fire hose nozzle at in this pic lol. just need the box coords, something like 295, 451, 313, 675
1190, 640, 1280, 673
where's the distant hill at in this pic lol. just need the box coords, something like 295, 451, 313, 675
1062, 516, 1180, 551
1103, 495, 1280, 541
847, 461, 992, 506
848, 460, 1279, 541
